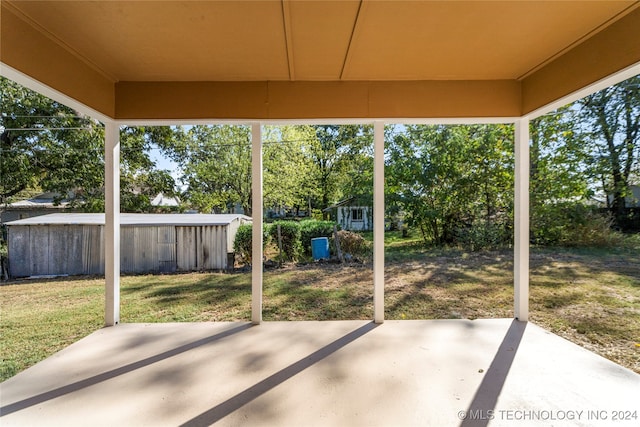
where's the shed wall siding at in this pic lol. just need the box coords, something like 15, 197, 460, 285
30, 226, 49, 275
8, 225, 92, 276
121, 226, 177, 274
49, 225, 84, 275
8, 220, 240, 277
83, 225, 104, 275
176, 225, 228, 271
7, 226, 31, 277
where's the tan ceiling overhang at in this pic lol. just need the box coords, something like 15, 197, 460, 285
2, 1, 640, 121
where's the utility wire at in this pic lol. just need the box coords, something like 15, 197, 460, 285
2, 127, 94, 131
1, 115, 97, 119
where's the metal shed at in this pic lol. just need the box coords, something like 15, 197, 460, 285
6, 213, 250, 278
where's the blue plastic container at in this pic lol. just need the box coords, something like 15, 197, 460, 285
311, 237, 330, 260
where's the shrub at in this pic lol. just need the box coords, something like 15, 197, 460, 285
455, 220, 511, 251
300, 220, 337, 254
269, 221, 302, 261
559, 211, 624, 247
233, 223, 270, 265
337, 230, 371, 258
531, 203, 623, 247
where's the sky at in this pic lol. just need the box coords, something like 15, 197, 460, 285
147, 144, 182, 182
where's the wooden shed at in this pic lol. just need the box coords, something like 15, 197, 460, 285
324, 197, 373, 231
6, 213, 250, 278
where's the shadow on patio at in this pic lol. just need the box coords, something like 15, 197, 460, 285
1, 319, 638, 426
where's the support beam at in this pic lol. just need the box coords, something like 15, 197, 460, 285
514, 119, 530, 321
104, 121, 120, 326
373, 121, 385, 323
251, 123, 263, 325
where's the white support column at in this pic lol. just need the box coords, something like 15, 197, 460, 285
104, 121, 120, 326
514, 118, 530, 321
251, 123, 263, 325
373, 121, 385, 323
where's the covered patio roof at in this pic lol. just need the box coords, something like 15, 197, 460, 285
2, 0, 640, 121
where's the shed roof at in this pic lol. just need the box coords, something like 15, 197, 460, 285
5, 213, 251, 227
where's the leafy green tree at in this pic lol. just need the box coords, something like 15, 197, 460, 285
1, 77, 105, 207
310, 125, 373, 218
169, 124, 372, 218
579, 76, 640, 222
171, 125, 253, 214
263, 125, 315, 215
119, 126, 182, 212
1, 77, 180, 212
162, 124, 311, 216
530, 106, 591, 205
386, 124, 513, 246
529, 106, 596, 244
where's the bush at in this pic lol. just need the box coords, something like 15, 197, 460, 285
233, 223, 270, 265
560, 211, 624, 247
269, 221, 302, 261
531, 203, 623, 247
300, 220, 337, 255
337, 230, 371, 258
456, 220, 511, 251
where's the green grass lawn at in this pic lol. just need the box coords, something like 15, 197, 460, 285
2, 239, 639, 382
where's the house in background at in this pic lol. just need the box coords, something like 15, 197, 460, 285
150, 192, 181, 210
608, 184, 640, 208
0, 192, 78, 223
591, 185, 640, 208
324, 197, 373, 231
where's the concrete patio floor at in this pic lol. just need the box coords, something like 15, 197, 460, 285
1, 319, 638, 426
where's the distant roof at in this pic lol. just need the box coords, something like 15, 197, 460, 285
7, 192, 71, 209
150, 193, 180, 207
323, 197, 372, 211
6, 213, 252, 226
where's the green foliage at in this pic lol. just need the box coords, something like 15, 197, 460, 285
1, 77, 105, 206
5, 74, 638, 248
310, 125, 373, 216
299, 220, 337, 254
119, 126, 182, 212
263, 125, 316, 213
455, 220, 512, 251
531, 203, 623, 247
171, 125, 252, 214
1, 77, 180, 211
386, 124, 514, 247
233, 223, 271, 265
309, 209, 324, 220
530, 107, 591, 207
233, 224, 253, 264
269, 221, 302, 261
579, 76, 640, 223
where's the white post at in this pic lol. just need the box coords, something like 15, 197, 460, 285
373, 121, 385, 323
514, 118, 530, 321
104, 121, 120, 326
251, 123, 263, 325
